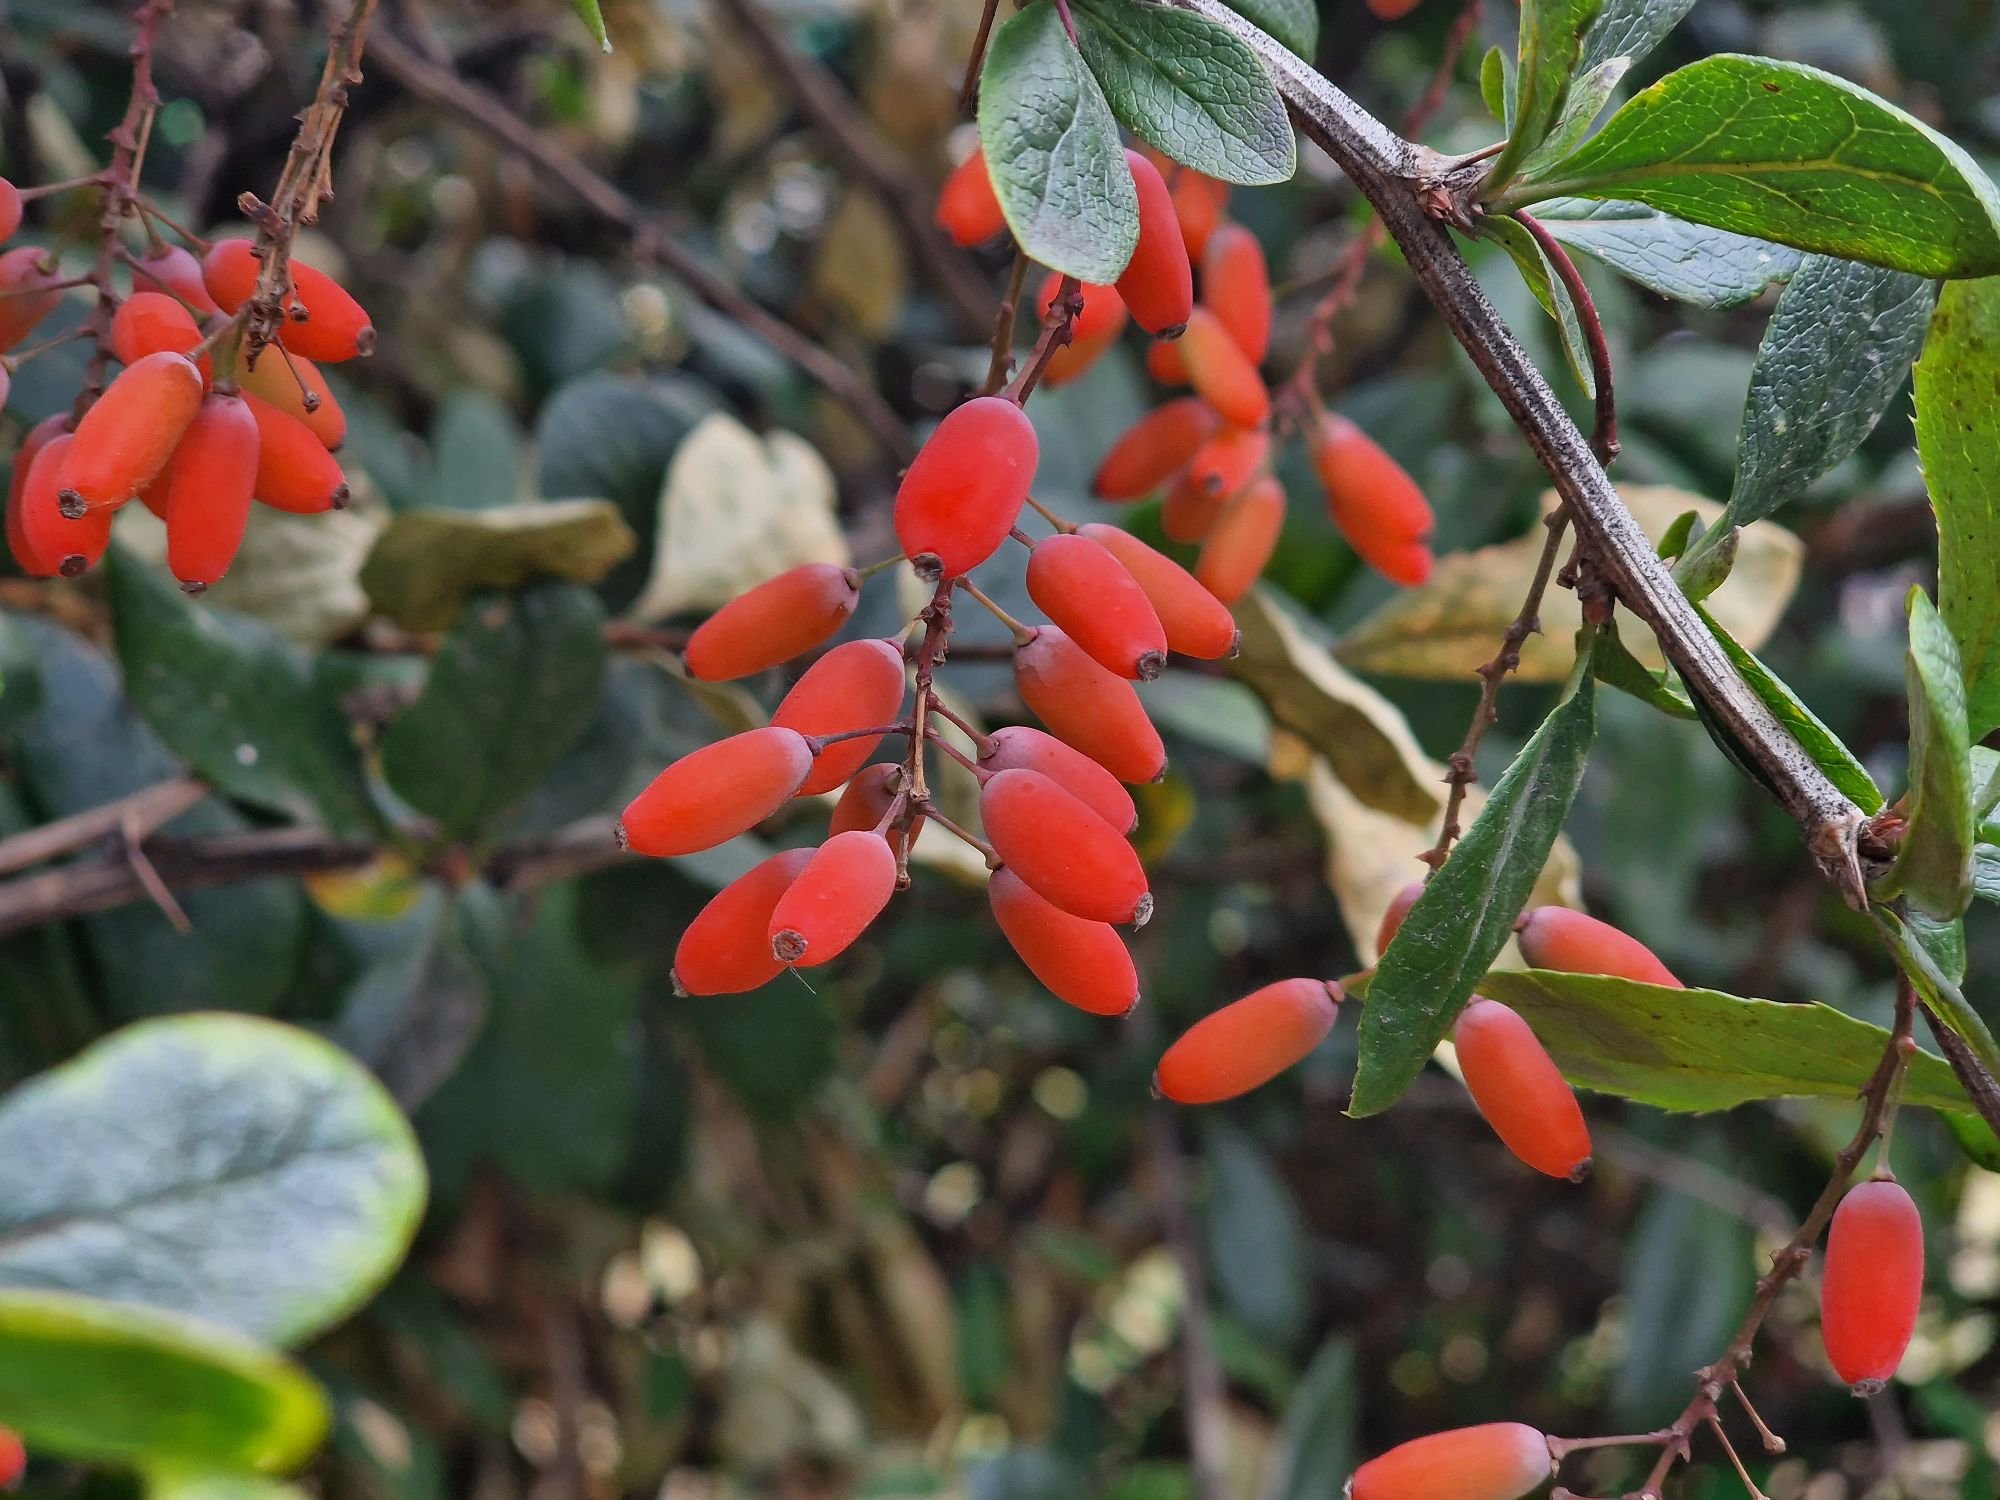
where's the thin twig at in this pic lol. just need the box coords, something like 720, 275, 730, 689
960, 0, 1003, 112
0, 776, 205, 879
984, 251, 1033, 395
1512, 210, 1618, 464
1006, 275, 1081, 403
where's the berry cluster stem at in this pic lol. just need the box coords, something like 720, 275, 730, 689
1510, 210, 1619, 465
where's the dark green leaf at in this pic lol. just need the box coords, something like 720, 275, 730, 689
1883, 589, 1975, 918
1351, 644, 1596, 1116
1913, 277, 2000, 740
1871, 910, 2000, 1085
1654, 508, 1700, 561
1907, 909, 1967, 986
1591, 627, 1695, 718
334, 887, 489, 1110
0, 1287, 326, 1471
1577, 0, 1699, 75
380, 585, 607, 841
1945, 1111, 2000, 1171
1200, 1121, 1309, 1347
978, 2, 1139, 283
360, 502, 637, 634
1267, 1337, 1357, 1500
1509, 55, 2000, 276
1611, 1186, 1752, 1424
1487, 0, 1604, 187
426, 391, 525, 511
1072, 0, 1294, 187
1517, 56, 1628, 177
1536, 198, 1800, 309
1484, 215, 1597, 396
1479, 970, 1971, 1112
686, 975, 838, 1124
1218, 0, 1314, 59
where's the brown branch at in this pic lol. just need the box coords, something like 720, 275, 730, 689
362, 28, 916, 464
1006, 275, 1081, 403
1512, 210, 1618, 464
0, 776, 205, 879
984, 251, 1033, 395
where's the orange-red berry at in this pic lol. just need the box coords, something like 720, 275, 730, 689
1452, 998, 1591, 1181
1037, 275, 1128, 387
989, 867, 1139, 1016
1026, 532, 1168, 681
980, 768, 1150, 925
19, 435, 112, 577
5, 414, 66, 576
1195, 473, 1284, 605
0, 247, 63, 352
1349, 1424, 1551, 1500
979, 724, 1138, 834
0, 1426, 22, 1490
894, 395, 1038, 579
771, 638, 909, 796
1161, 474, 1226, 545
936, 149, 1007, 248
1366, 0, 1426, 17
1013, 625, 1166, 784
620, 726, 815, 856
201, 238, 375, 362
1155, 978, 1340, 1103
673, 847, 815, 995
1172, 172, 1229, 262
1822, 1179, 1923, 1393
133, 243, 221, 316
0, 181, 20, 245
1092, 397, 1220, 500
244, 392, 348, 513
1147, 337, 1189, 386
1202, 223, 1271, 365
1516, 907, 1682, 988
232, 342, 344, 449
1179, 307, 1269, 429
828, 761, 924, 856
162, 392, 260, 593
1184, 424, 1270, 502
57, 351, 204, 512
768, 829, 898, 966
1117, 150, 1195, 338
1311, 412, 1436, 586
1078, 523, 1239, 659
110, 292, 207, 375
1376, 880, 1424, 956
684, 562, 863, 681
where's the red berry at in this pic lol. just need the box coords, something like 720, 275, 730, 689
1515, 907, 1683, 988
980, 767, 1151, 925
1172, 173, 1229, 262
0, 1426, 23, 1490
19, 435, 112, 577
768, 830, 898, 966
5, 414, 67, 575
1202, 223, 1271, 365
1013, 625, 1166, 784
244, 392, 348, 512
57, 351, 204, 512
894, 395, 1038, 579
771, 638, 908, 796
233, 342, 344, 449
1375, 880, 1425, 956
1147, 337, 1189, 386
133, 244, 221, 316
1366, 0, 1426, 17
0, 248, 64, 352
162, 392, 260, 593
828, 761, 924, 856
201, 238, 375, 362
1184, 424, 1270, 502
1311, 412, 1436, 585
1822, 1178, 1923, 1392
620, 726, 815, 856
1452, 998, 1591, 1181
1349, 1424, 1551, 1500
1092, 397, 1220, 500
685, 562, 863, 681
1161, 474, 1225, 545
1179, 308, 1269, 429
1078, 523, 1238, 660
673, 847, 815, 995
1195, 473, 1284, 605
1370, 536, 1435, 588
979, 725, 1138, 834
1037, 275, 1128, 388
110, 292, 208, 376
1117, 150, 1195, 338
0, 181, 20, 244
1026, 532, 1168, 681
936, 149, 1007, 248
1155, 978, 1340, 1103
989, 867, 1139, 1016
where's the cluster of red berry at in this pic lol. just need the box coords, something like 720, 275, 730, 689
2, 193, 370, 592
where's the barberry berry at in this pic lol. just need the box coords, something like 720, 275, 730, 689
1196, 474, 1284, 605
201, 239, 375, 362
1365, 0, 1426, 16
0, 248, 67, 352
109, 292, 206, 373
1025, 532, 1168, 681
1375, 880, 1425, 956
1311, 412, 1436, 586
1171, 172, 1229, 261
134, 244, 221, 316
935, 149, 1007, 248
989, 868, 1140, 1016
673, 847, 815, 995
232, 343, 344, 450
4, 414, 66, 576
1013, 625, 1167, 784
1515, 906, 1684, 988
1160, 471, 1227, 545
1147, 337, 1188, 386
1452, 998, 1591, 1181
243, 392, 348, 512
1179, 308, 1269, 429
0, 180, 20, 245
771, 638, 909, 795
828, 761, 923, 857
1078, 523, 1239, 659
620, 726, 816, 856
1155, 978, 1340, 1103
978, 725, 1138, 834
57, 350, 204, 511
894, 395, 1038, 579
0, 1426, 22, 1490
980, 767, 1151, 926
1348, 1424, 1552, 1500
1184, 424, 1271, 501
684, 562, 863, 681
1092, 397, 1220, 500
1117, 150, 1195, 338
768, 829, 898, 965
1037, 275, 1128, 387
161, 392, 260, 593
1821, 1178, 1923, 1393
19, 435, 112, 578
1202, 223, 1271, 365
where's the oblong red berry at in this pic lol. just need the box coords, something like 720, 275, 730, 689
1515, 906, 1683, 988
936, 149, 1006, 248
1366, 0, 1426, 17
1161, 474, 1224, 545
0, 248, 64, 352
1371, 536, 1435, 588
1038, 275, 1129, 388
980, 768, 1149, 925
684, 562, 863, 681
1078, 523, 1238, 660
133, 244, 221, 316
1172, 173, 1229, 261
1195, 473, 1284, 605
1147, 338, 1189, 386
1452, 998, 1591, 1181
20, 435, 112, 577
110, 292, 205, 371
619, 726, 815, 856
1183, 424, 1270, 502
5, 414, 67, 576
828, 761, 925, 857
979, 725, 1137, 834
233, 342, 344, 449
1202, 223, 1271, 365
0, 1425, 22, 1490
1026, 533, 1167, 681
1375, 879, 1424, 956
771, 638, 908, 795
1117, 150, 1195, 338
1349, 1424, 1550, 1500
57, 351, 204, 511
244, 392, 348, 513
673, 847, 815, 995
0, 180, 20, 244
989, 868, 1139, 1016
1013, 626, 1166, 784
1155, 978, 1340, 1103
162, 393, 259, 593
893, 396, 1038, 579
202, 239, 374, 362
768, 830, 898, 966
1179, 308, 1269, 429
1822, 1179, 1923, 1393
1312, 412, 1436, 584
1093, 397, 1220, 500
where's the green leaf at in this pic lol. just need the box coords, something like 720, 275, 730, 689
1478, 970, 1972, 1113
1883, 589, 1975, 918
1610, 1185, 1752, 1424
1672, 524, 1738, 603
426, 391, 525, 511
1907, 908, 1967, 986
1576, 0, 1699, 76
360, 501, 637, 634
1200, 1122, 1309, 1347
1944, 1111, 2000, 1171
1516, 55, 1628, 178
0, 1015, 425, 1348
1591, 626, 1695, 719
380, 585, 607, 841
1913, 277, 2000, 741
1351, 642, 1597, 1116
1218, 0, 1314, 59
1507, 55, 2000, 276
1975, 844, 2000, 904
1875, 908, 2000, 1083
104, 549, 377, 838
1072, 0, 1294, 186
1480, 47, 1511, 126
0, 1287, 327, 1471
1487, 0, 1605, 188
568, 0, 610, 49
1484, 215, 1596, 396
1534, 198, 1801, 309
978, 2, 1140, 283
149, 1469, 307, 1500
1266, 1338, 1357, 1500
334, 887, 490, 1110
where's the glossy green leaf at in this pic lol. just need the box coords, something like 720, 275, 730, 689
1351, 643, 1596, 1116
978, 2, 1139, 284
0, 1287, 327, 1471
1577, 0, 1699, 74
1913, 277, 2000, 740
1875, 909, 2000, 1083
1883, 589, 1975, 918
427, 391, 525, 511
1945, 1111, 2000, 1172
1508, 55, 2000, 276
1201, 1122, 1309, 1347
1907, 909, 1967, 986
1072, 0, 1294, 186
1479, 970, 1971, 1112
1480, 47, 1511, 126
1672, 524, 1738, 603
1267, 1337, 1357, 1500
1591, 626, 1695, 719
1516, 55, 1628, 178
0, 1014, 425, 1347
1485, 215, 1596, 396
1535, 198, 1800, 309
1487, 0, 1604, 188
360, 501, 637, 633
105, 549, 376, 838
148, 1468, 307, 1500
1218, 0, 1314, 59
380, 584, 607, 841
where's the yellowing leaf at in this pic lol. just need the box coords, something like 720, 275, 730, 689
812, 191, 909, 340
360, 501, 637, 632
